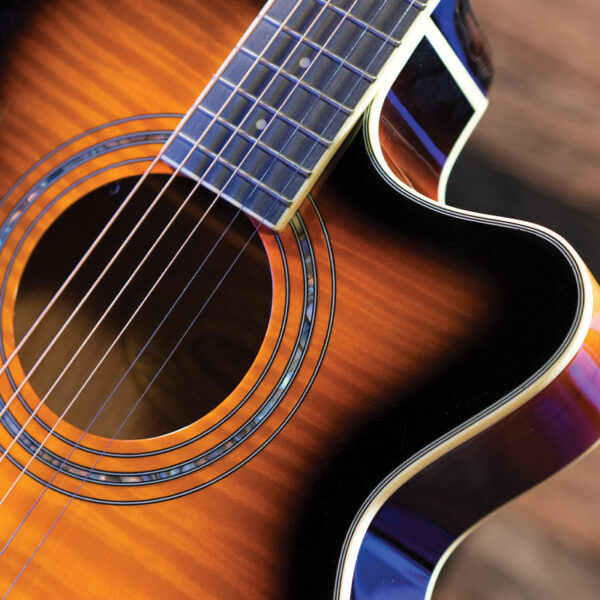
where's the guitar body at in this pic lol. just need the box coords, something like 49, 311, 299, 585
0, 1, 599, 598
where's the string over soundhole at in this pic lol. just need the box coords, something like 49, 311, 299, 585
14, 175, 272, 440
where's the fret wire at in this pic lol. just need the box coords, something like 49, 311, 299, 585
157, 0, 335, 230
187, 110, 327, 173
194, 106, 313, 175
313, 0, 401, 43
236, 40, 370, 111
275, 0, 419, 205
177, 131, 295, 195
327, 0, 423, 42
263, 14, 376, 82
238, 47, 353, 114
218, 78, 335, 144
176, 133, 291, 200
241, 0, 402, 217
330, 0, 428, 11
3, 2, 429, 587
177, 1, 413, 201
165, 0, 424, 227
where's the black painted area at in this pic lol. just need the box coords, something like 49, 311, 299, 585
0, 0, 35, 47
284, 135, 581, 598
448, 152, 600, 280
0, 0, 38, 76
392, 37, 474, 157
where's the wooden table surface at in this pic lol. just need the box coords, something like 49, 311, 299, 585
465, 0, 600, 216
435, 1, 600, 598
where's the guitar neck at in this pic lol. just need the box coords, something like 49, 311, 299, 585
161, 0, 426, 230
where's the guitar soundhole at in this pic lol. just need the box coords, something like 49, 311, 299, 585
13, 174, 272, 440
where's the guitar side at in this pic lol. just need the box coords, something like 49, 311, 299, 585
341, 5, 600, 596
338, 118, 600, 600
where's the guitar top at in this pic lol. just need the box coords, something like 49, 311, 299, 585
0, 1, 598, 598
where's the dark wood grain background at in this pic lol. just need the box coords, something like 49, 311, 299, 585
435, 1, 600, 598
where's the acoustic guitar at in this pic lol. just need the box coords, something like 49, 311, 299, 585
0, 0, 598, 598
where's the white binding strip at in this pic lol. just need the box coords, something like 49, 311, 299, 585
422, 17, 488, 204
337, 9, 596, 600
338, 146, 594, 600
367, 14, 488, 206
423, 17, 487, 110
437, 104, 486, 205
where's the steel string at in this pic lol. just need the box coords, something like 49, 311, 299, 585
0, 0, 364, 552
0, 0, 305, 423
2, 0, 417, 592
0, 0, 338, 496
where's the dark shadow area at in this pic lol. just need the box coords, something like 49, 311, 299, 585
448, 152, 600, 280
282, 138, 583, 597
0, 0, 38, 73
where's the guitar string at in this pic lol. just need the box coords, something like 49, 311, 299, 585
2, 3, 418, 587
0, 0, 339, 492
0, 1, 362, 572
0, 0, 372, 518
1, 0, 410, 532
1, 0, 416, 591
3, 2, 418, 591
0, 0, 305, 423
3, 208, 271, 600
1, 0, 408, 460
2, 0, 414, 542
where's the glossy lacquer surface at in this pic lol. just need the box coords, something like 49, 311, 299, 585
378, 36, 475, 200
377, 0, 492, 202
0, 1, 597, 599
352, 285, 600, 599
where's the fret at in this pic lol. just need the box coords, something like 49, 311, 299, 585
179, 109, 311, 177
165, 135, 281, 202
181, 104, 328, 172
177, 131, 307, 201
161, 0, 425, 229
263, 6, 397, 77
164, 135, 290, 224
260, 16, 375, 81
329, 0, 424, 40
238, 43, 371, 110
172, 133, 292, 200
217, 77, 348, 142
197, 76, 333, 144
312, 0, 398, 43
266, 0, 427, 33
269, 0, 403, 46
231, 47, 353, 114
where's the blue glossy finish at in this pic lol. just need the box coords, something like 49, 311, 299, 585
352, 533, 431, 600
352, 505, 454, 600
432, 0, 492, 95
350, 309, 600, 600
385, 91, 447, 168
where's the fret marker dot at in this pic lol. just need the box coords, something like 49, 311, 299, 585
299, 57, 311, 69
256, 118, 267, 131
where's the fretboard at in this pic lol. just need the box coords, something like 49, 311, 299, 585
162, 0, 426, 229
